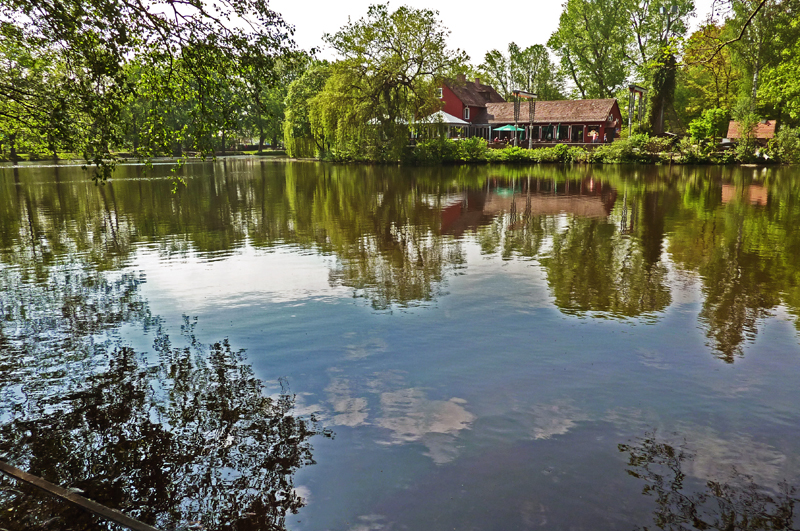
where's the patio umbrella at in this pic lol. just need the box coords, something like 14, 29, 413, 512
493, 125, 525, 131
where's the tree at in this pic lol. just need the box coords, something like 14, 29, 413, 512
241, 52, 310, 153
678, 24, 741, 123
727, 0, 800, 112
283, 61, 332, 157
548, 0, 630, 98
479, 43, 564, 100
0, 0, 297, 179
688, 107, 729, 142
310, 3, 467, 161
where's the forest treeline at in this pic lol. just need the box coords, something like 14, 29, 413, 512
2, 0, 799, 172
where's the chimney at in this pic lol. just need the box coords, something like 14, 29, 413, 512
475, 77, 481, 85
456, 73, 466, 83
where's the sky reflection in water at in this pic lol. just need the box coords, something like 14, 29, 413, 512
1, 160, 799, 530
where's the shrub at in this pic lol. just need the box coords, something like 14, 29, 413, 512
677, 137, 712, 164
500, 146, 532, 162
688, 108, 729, 141
409, 138, 459, 164
766, 126, 800, 163
591, 138, 637, 163
457, 137, 489, 162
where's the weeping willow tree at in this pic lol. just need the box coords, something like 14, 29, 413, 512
284, 61, 331, 158
308, 3, 467, 162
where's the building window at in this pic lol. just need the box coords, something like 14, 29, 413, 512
436, 87, 443, 98
464, 107, 470, 120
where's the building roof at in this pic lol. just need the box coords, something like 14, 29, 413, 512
444, 77, 505, 108
484, 99, 618, 124
726, 119, 777, 139
419, 110, 469, 125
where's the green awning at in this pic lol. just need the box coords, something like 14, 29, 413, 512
493, 125, 525, 131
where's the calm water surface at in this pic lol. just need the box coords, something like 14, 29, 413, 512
1, 160, 799, 530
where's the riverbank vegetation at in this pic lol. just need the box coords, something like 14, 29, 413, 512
2, 0, 800, 173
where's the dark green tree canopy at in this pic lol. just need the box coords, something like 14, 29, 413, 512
0, 0, 297, 178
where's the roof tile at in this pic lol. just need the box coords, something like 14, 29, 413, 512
444, 79, 505, 108
485, 99, 618, 124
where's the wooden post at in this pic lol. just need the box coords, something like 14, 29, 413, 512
0, 460, 161, 531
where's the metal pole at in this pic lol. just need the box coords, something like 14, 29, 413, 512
513, 95, 520, 147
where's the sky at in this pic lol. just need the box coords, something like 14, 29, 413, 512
269, 0, 720, 63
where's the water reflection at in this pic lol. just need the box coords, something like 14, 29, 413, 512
3, 162, 800, 357
321, 371, 475, 465
620, 431, 799, 530
0, 267, 329, 530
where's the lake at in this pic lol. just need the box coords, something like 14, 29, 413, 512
1, 159, 799, 530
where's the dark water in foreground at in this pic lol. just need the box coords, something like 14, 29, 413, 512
1, 160, 799, 530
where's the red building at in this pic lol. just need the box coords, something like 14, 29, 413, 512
437, 76, 622, 144
484, 99, 623, 144
440, 75, 505, 138
725, 119, 777, 146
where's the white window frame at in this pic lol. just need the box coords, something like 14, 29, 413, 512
464, 107, 470, 120
436, 87, 443, 98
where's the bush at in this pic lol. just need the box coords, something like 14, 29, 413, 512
456, 137, 489, 162
409, 138, 459, 164
688, 108, 729, 141
499, 146, 531, 162
677, 137, 713, 164
766, 126, 800, 163
590, 138, 637, 163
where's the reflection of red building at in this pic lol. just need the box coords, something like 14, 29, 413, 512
721, 184, 768, 206
439, 178, 617, 236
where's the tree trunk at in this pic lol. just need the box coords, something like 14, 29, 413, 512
9, 133, 18, 162
221, 131, 226, 156
750, 56, 760, 111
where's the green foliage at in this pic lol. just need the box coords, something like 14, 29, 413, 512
732, 98, 760, 162
457, 137, 489, 162
0, 0, 297, 179
284, 62, 331, 158
479, 43, 565, 101
410, 138, 459, 164
410, 139, 587, 165
309, 3, 466, 162
680, 25, 741, 123
766, 126, 800, 163
759, 14, 800, 123
547, 0, 630, 98
677, 137, 713, 164
590, 139, 638, 163
587, 133, 675, 163
533, 143, 586, 163
688, 108, 729, 141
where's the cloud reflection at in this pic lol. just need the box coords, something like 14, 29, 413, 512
376, 390, 476, 464
322, 372, 476, 464
528, 401, 589, 440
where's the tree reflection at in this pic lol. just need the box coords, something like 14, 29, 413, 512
4, 162, 800, 352
0, 268, 329, 531
666, 175, 795, 361
540, 216, 672, 319
619, 432, 799, 530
